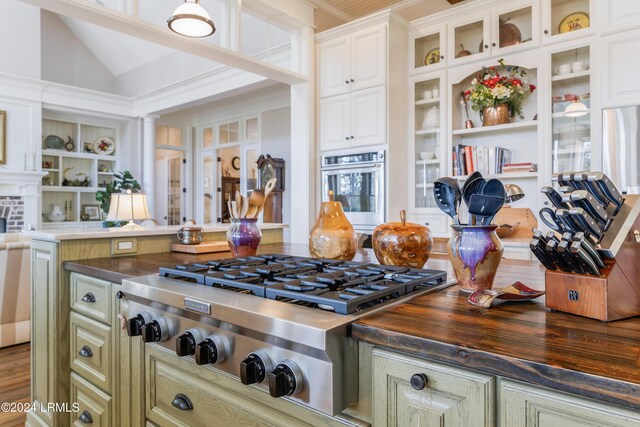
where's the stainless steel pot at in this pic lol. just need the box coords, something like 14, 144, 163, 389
177, 226, 203, 245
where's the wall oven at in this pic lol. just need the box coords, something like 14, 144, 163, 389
321, 150, 385, 231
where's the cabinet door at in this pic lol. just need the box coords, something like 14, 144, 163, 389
490, 1, 539, 55
350, 24, 387, 92
319, 35, 350, 98
447, 13, 490, 65
541, 0, 595, 45
373, 348, 495, 427
602, 0, 640, 33
602, 28, 640, 107
499, 379, 640, 427
410, 24, 446, 74
351, 86, 386, 148
319, 94, 350, 152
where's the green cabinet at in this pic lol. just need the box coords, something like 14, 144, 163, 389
372, 348, 495, 426
499, 379, 640, 427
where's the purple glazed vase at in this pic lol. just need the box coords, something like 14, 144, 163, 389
447, 224, 503, 292
226, 218, 262, 257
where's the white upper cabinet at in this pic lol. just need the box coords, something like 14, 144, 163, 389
541, 0, 595, 45
601, 0, 640, 34
447, 12, 491, 66
490, 1, 539, 55
319, 23, 387, 98
601, 28, 640, 107
319, 95, 350, 152
410, 24, 446, 75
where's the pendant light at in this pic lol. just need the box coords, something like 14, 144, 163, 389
168, 0, 216, 38
564, 100, 589, 117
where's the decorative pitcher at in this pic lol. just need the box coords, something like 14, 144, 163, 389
309, 191, 357, 260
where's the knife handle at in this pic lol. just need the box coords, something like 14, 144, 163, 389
558, 240, 585, 274
529, 239, 557, 270
570, 241, 601, 276
545, 240, 573, 272
571, 232, 605, 269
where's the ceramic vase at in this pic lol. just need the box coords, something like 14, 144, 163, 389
481, 103, 511, 126
48, 204, 66, 222
309, 197, 357, 261
372, 210, 433, 268
227, 218, 262, 257
447, 225, 503, 292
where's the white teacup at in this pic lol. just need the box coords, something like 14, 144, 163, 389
572, 61, 587, 72
422, 90, 432, 100
432, 88, 439, 98
557, 64, 572, 75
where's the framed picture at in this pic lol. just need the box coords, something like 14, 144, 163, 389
0, 110, 6, 165
82, 205, 101, 221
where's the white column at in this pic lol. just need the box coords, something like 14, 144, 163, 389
142, 115, 158, 220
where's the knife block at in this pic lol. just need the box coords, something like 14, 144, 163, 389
545, 195, 640, 321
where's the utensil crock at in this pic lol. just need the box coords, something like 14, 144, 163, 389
227, 218, 262, 257
177, 226, 204, 245
447, 224, 503, 292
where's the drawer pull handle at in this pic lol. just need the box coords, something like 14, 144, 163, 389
172, 393, 194, 411
81, 293, 96, 303
79, 346, 93, 358
79, 410, 93, 424
410, 373, 428, 390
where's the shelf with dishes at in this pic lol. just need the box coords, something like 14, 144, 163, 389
416, 128, 440, 136
551, 69, 590, 82
453, 172, 539, 180
415, 97, 441, 106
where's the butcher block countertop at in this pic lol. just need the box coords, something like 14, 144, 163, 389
64, 243, 640, 411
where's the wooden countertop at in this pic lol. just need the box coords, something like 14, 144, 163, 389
64, 244, 640, 411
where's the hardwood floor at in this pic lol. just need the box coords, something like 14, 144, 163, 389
0, 343, 30, 427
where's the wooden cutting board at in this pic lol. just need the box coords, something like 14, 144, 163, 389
171, 241, 230, 254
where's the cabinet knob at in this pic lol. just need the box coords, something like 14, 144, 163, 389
544, 29, 549, 35
78, 410, 93, 424
115, 291, 125, 299
492, 42, 496, 47
79, 346, 93, 358
345, 80, 350, 84
81, 292, 95, 303
350, 78, 354, 83
171, 393, 194, 411
345, 137, 350, 141
410, 373, 428, 390
350, 136, 354, 140
484, 44, 489, 49
440, 55, 445, 59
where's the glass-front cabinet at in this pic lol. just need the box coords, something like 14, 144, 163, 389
490, 1, 538, 55
542, 0, 594, 44
411, 74, 444, 211
550, 45, 591, 174
410, 24, 446, 74
447, 13, 490, 65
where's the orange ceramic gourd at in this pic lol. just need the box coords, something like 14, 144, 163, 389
372, 210, 433, 268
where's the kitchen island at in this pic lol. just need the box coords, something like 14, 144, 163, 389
58, 243, 640, 426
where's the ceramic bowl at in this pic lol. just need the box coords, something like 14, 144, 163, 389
47, 212, 66, 222
419, 152, 435, 160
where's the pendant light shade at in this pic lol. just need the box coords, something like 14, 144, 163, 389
564, 100, 589, 117
168, 0, 216, 38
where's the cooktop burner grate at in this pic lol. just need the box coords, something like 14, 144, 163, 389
159, 254, 447, 314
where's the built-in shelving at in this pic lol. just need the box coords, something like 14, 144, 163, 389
454, 172, 539, 180
452, 121, 538, 136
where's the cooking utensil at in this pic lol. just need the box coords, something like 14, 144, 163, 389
240, 196, 249, 218
541, 186, 570, 209
529, 238, 557, 270
545, 239, 573, 272
571, 231, 604, 268
555, 172, 579, 190
456, 43, 471, 58
468, 194, 504, 226
462, 174, 486, 224
245, 204, 258, 219
248, 190, 266, 212
433, 178, 461, 224
569, 241, 601, 276
557, 240, 585, 274
555, 208, 584, 235
539, 207, 567, 233
567, 190, 610, 228
504, 184, 524, 204
588, 172, 624, 211
569, 207, 603, 241
479, 179, 506, 225
235, 191, 243, 217
573, 172, 611, 210
228, 201, 235, 219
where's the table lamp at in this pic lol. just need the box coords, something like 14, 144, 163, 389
106, 190, 150, 228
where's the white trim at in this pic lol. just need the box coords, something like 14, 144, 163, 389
303, 0, 353, 22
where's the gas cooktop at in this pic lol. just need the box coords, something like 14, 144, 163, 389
159, 254, 447, 315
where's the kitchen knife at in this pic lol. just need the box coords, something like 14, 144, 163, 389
568, 190, 611, 229
555, 172, 579, 190
569, 207, 603, 242
529, 238, 557, 270
558, 185, 575, 195
557, 240, 585, 274
561, 232, 574, 242
554, 208, 581, 235
573, 172, 611, 209
569, 172, 591, 192
533, 229, 549, 246
545, 239, 573, 272
570, 240, 601, 276
541, 186, 570, 209
588, 172, 624, 211
571, 231, 605, 269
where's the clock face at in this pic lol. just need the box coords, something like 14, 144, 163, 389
261, 163, 274, 184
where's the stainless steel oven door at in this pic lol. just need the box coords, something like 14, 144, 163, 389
321, 163, 385, 229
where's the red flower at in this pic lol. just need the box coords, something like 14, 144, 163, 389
464, 90, 471, 96
511, 79, 522, 86
529, 84, 536, 93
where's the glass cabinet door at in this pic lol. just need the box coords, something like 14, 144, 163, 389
550, 46, 591, 174
491, 2, 537, 54
411, 25, 445, 74
543, 0, 593, 43
413, 76, 442, 210
448, 14, 489, 64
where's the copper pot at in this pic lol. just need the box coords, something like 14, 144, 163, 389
481, 104, 511, 126
372, 210, 433, 268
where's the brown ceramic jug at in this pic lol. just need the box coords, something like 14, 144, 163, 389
372, 210, 433, 268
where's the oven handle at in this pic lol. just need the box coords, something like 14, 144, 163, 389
321, 163, 383, 172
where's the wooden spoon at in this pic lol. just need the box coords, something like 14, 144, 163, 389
245, 204, 258, 219
228, 201, 235, 219
248, 189, 266, 212
235, 191, 242, 217
264, 178, 277, 198
240, 195, 249, 218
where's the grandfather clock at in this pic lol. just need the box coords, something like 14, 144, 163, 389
257, 154, 284, 223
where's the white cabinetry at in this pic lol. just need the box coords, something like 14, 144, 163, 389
601, 28, 640, 108
601, 0, 640, 34
541, 0, 595, 45
318, 24, 386, 98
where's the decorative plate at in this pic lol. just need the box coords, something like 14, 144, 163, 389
467, 281, 545, 308
93, 137, 116, 155
559, 12, 589, 34
424, 48, 440, 66
45, 135, 65, 150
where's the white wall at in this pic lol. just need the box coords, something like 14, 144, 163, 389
261, 106, 291, 239
41, 11, 117, 93
0, 1, 40, 79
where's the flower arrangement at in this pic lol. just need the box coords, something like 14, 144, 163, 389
463, 59, 536, 119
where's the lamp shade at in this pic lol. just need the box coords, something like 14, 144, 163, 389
168, 0, 216, 38
106, 192, 150, 223
564, 101, 589, 117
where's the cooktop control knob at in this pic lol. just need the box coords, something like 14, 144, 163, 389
194, 335, 227, 365
141, 317, 173, 343
175, 328, 206, 357
268, 360, 304, 398
126, 312, 152, 337
240, 350, 273, 385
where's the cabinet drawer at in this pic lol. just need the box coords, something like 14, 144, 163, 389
372, 348, 495, 427
70, 312, 112, 393
70, 372, 112, 427
71, 273, 112, 325
146, 345, 340, 427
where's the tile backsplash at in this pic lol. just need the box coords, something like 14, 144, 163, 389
0, 196, 24, 232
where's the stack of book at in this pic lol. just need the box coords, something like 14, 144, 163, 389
502, 162, 537, 173
452, 144, 513, 176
